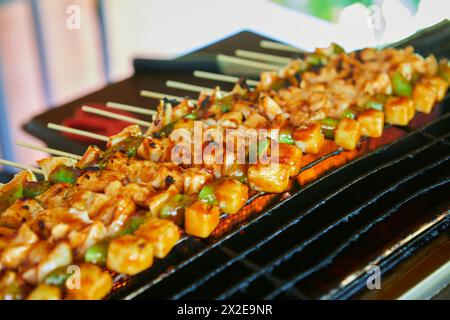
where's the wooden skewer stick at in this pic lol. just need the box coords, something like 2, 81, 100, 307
235, 49, 292, 65
193, 70, 259, 86
260, 40, 305, 53
16, 141, 82, 160
140, 90, 197, 103
106, 102, 157, 116
81, 106, 153, 127
166, 80, 230, 95
0, 159, 44, 175
216, 54, 280, 71
48, 123, 109, 142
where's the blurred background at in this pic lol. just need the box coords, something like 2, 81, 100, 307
0, 0, 449, 172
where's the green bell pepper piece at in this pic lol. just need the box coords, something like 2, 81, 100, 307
0, 183, 23, 212
159, 194, 192, 225
184, 113, 197, 120
320, 117, 340, 139
392, 71, 412, 97
341, 108, 357, 120
279, 131, 295, 145
23, 181, 51, 198
306, 54, 322, 66
49, 166, 79, 184
44, 267, 70, 287
332, 43, 345, 54
198, 184, 217, 205
120, 215, 147, 236
84, 242, 109, 266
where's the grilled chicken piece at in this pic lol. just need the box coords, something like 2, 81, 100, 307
258, 71, 281, 91
0, 199, 43, 230
231, 100, 256, 119
107, 125, 142, 149
217, 111, 243, 128
68, 190, 110, 218
118, 182, 155, 207
36, 242, 72, 283
248, 163, 290, 193
0, 227, 15, 242
147, 185, 179, 217
413, 81, 436, 113
214, 179, 248, 214
335, 118, 362, 150
145, 101, 166, 135
150, 163, 184, 191
67, 220, 107, 257
183, 167, 213, 195
35, 183, 75, 208
93, 195, 136, 236
105, 155, 159, 184
422, 76, 448, 101
172, 99, 194, 121
243, 112, 268, 129
21, 241, 73, 285
0, 224, 38, 269
135, 218, 180, 258
76, 170, 126, 193
185, 201, 220, 238
28, 208, 85, 239
278, 143, 303, 177
76, 145, 103, 169
258, 95, 283, 121
385, 97, 415, 125
66, 263, 112, 300
357, 109, 384, 138
293, 123, 325, 154
137, 136, 172, 162
107, 235, 154, 275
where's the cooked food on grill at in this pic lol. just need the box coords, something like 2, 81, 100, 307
0, 43, 448, 300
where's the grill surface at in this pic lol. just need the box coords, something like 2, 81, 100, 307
26, 23, 450, 300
